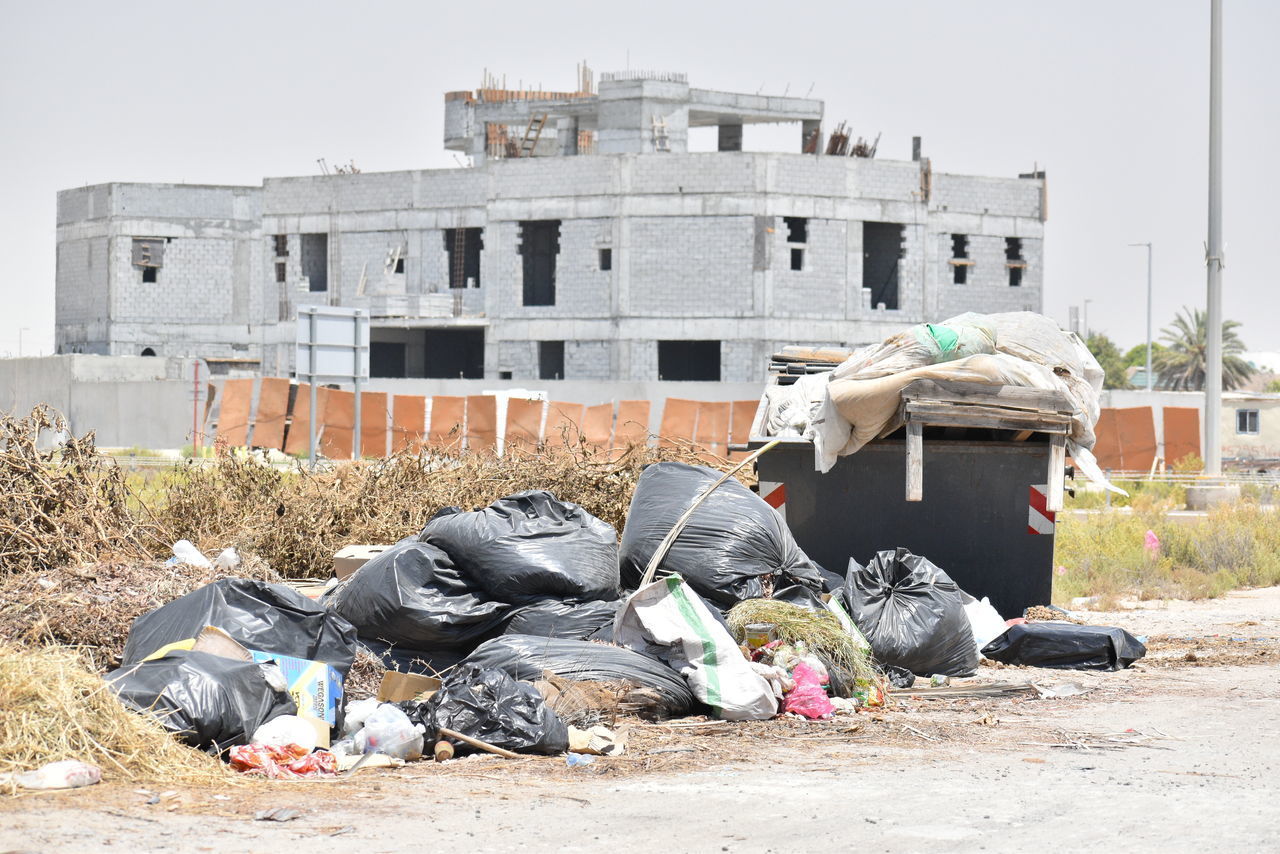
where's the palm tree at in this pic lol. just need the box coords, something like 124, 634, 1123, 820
1153, 307, 1253, 390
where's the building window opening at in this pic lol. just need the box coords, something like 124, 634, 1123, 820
273, 234, 288, 257
141, 266, 157, 283
599, 247, 612, 271
444, 227, 483, 289
140, 347, 156, 357
1237, 409, 1260, 435
519, 220, 560, 306
275, 262, 287, 283
658, 340, 721, 381
862, 222, 905, 310
300, 233, 328, 292
1006, 237, 1025, 287
951, 233, 969, 285
394, 257, 405, 274
499, 370, 513, 380
791, 248, 804, 271
784, 216, 808, 244
539, 340, 565, 380
370, 341, 407, 378
424, 328, 485, 379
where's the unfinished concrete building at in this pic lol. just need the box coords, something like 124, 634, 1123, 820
55, 70, 1047, 382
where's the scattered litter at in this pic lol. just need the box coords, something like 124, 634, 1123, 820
229, 743, 337, 779
982, 623, 1147, 671
2, 759, 101, 790
1034, 682, 1092, 699
168, 540, 212, 569
254, 808, 302, 822
565, 753, 595, 768
568, 725, 626, 756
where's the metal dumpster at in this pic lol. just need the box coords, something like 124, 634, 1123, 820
751, 433, 1058, 620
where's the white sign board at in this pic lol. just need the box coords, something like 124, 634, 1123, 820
295, 306, 369, 381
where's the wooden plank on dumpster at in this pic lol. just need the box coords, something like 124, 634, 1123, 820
428, 395, 466, 450
360, 391, 389, 458
615, 400, 651, 448
581, 402, 614, 448
658, 398, 699, 449
321, 388, 355, 459
216, 378, 253, 448
906, 420, 923, 501
901, 379, 1072, 414
1047, 433, 1066, 512
254, 377, 291, 451
391, 395, 427, 453
283, 383, 313, 456
505, 397, 544, 453
904, 400, 1071, 433
465, 395, 497, 453
545, 401, 585, 448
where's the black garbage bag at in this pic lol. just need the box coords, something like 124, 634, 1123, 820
842, 548, 978, 677
419, 490, 620, 605
107, 650, 296, 754
618, 462, 824, 607
408, 663, 568, 755
814, 564, 846, 594
120, 578, 360, 678
502, 598, 621, 640
981, 623, 1147, 671
464, 635, 696, 717
772, 584, 828, 612
325, 542, 509, 649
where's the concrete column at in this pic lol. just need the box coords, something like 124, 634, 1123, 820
717, 123, 743, 152
558, 117, 580, 156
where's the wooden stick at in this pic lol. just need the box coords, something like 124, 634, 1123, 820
438, 726, 521, 760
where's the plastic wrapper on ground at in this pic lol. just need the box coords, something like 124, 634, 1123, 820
841, 548, 978, 677
463, 635, 695, 718
120, 578, 359, 678
981, 623, 1147, 671
618, 461, 824, 607
418, 490, 621, 605
107, 649, 297, 754
324, 541, 509, 649
229, 742, 337, 778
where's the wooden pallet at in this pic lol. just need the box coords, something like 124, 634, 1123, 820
898, 379, 1073, 511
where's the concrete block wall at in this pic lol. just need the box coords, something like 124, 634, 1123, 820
770, 217, 847, 317
626, 216, 754, 316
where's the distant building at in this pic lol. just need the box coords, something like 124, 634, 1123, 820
55, 70, 1047, 382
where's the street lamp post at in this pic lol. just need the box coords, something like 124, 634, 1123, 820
1129, 243, 1153, 391
1205, 0, 1224, 476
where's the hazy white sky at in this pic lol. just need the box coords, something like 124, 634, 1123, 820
1, 0, 1276, 357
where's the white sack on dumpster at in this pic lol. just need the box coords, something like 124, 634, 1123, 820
613, 576, 778, 722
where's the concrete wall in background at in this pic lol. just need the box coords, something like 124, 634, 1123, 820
0, 355, 206, 449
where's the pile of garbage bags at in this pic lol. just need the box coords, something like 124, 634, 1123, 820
99, 456, 1145, 774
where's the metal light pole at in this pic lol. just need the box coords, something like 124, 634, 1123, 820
1129, 243, 1154, 390
1205, 0, 1224, 475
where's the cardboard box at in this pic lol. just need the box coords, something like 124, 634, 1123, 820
334, 544, 393, 579
377, 671, 442, 703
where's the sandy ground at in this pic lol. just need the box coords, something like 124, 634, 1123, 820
3, 588, 1279, 854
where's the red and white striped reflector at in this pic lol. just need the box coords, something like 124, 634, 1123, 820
759, 481, 786, 522
1028, 484, 1056, 535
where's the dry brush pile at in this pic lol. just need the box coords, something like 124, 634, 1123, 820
0, 406, 738, 665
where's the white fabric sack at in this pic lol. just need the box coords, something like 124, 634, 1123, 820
613, 576, 778, 722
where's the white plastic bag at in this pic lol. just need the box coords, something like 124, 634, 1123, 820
961, 595, 1009, 653
613, 576, 778, 721
340, 697, 381, 738
354, 703, 424, 761
4, 760, 101, 790
170, 540, 212, 569
251, 714, 318, 753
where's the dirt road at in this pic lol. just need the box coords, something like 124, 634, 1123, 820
3, 589, 1278, 853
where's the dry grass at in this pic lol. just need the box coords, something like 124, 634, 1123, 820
725, 599, 879, 685
1054, 503, 1280, 603
0, 642, 229, 792
0, 559, 279, 670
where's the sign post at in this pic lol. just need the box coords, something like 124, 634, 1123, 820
295, 306, 369, 470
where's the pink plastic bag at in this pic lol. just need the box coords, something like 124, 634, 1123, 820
783, 661, 835, 720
